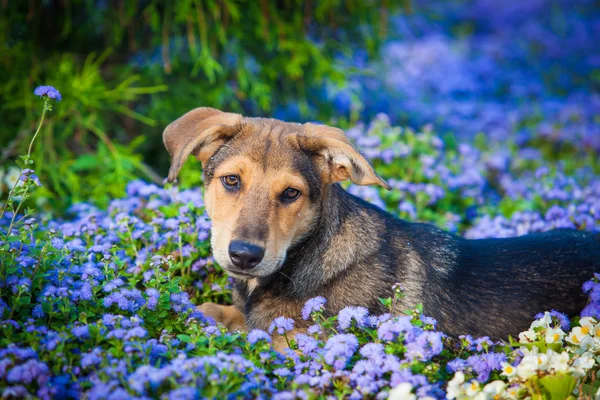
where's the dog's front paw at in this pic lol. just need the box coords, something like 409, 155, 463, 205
197, 302, 246, 331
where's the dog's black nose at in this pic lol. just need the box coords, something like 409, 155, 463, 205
228, 241, 265, 270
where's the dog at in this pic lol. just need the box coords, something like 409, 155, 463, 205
163, 107, 600, 348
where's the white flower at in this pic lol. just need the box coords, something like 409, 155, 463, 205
501, 362, 517, 378
545, 327, 565, 344
570, 352, 595, 377
567, 327, 589, 346
465, 380, 481, 397
483, 381, 506, 398
389, 382, 415, 400
519, 346, 539, 356
581, 335, 596, 351
580, 317, 597, 333
4, 167, 20, 188
592, 324, 600, 340
516, 354, 539, 379
505, 386, 520, 399
535, 353, 550, 371
547, 350, 570, 373
531, 312, 552, 329
446, 372, 465, 400
519, 328, 538, 343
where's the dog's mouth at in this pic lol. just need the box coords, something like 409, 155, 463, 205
222, 259, 284, 280
225, 269, 258, 279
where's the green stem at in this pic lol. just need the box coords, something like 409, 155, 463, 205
27, 100, 48, 159
0, 100, 48, 222
178, 226, 185, 276
4, 185, 30, 239
125, 224, 139, 258
8, 289, 23, 321
0, 177, 21, 222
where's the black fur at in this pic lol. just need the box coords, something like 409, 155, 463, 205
235, 184, 600, 339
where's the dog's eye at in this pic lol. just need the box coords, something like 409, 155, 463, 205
221, 175, 240, 190
281, 187, 301, 202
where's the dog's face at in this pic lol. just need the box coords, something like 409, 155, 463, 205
163, 108, 389, 279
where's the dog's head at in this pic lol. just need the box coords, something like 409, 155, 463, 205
164, 107, 389, 279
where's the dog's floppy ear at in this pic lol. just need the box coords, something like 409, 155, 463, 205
163, 107, 243, 182
301, 123, 390, 190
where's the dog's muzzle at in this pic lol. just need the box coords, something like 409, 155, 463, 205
228, 240, 265, 270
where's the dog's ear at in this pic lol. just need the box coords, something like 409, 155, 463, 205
163, 107, 243, 183
301, 123, 390, 190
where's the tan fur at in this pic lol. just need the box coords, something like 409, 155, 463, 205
163, 107, 242, 182
205, 153, 319, 278
197, 303, 246, 331
163, 108, 392, 349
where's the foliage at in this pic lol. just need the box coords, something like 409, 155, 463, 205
1, 84, 600, 397
0, 1, 404, 210
1, 0, 600, 398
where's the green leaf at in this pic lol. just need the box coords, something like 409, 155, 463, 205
539, 373, 577, 400
17, 296, 31, 305
70, 155, 100, 171
177, 334, 192, 343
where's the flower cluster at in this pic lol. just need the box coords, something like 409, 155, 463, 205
447, 312, 600, 399
2, 1, 600, 398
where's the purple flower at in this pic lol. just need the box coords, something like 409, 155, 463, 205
534, 310, 570, 331
323, 334, 359, 369
81, 349, 103, 368
103, 289, 145, 312
295, 333, 320, 355
248, 329, 272, 345
301, 296, 327, 320
337, 306, 369, 330
377, 317, 415, 341
273, 367, 291, 377
446, 358, 467, 373
405, 331, 444, 361
465, 352, 506, 382
268, 317, 295, 335
146, 288, 160, 311
124, 326, 147, 340
103, 278, 125, 293
307, 324, 322, 335
71, 325, 90, 339
34, 86, 62, 101
359, 343, 386, 360
170, 292, 192, 313
31, 305, 44, 319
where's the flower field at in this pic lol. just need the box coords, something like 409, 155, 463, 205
2, 0, 600, 399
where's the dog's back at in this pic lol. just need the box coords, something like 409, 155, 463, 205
163, 108, 600, 342
408, 226, 600, 338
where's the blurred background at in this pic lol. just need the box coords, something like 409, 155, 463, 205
0, 0, 598, 212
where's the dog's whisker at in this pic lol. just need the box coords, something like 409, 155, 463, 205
277, 269, 295, 287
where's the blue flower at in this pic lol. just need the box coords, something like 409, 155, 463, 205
248, 329, 272, 345
268, 317, 295, 335
71, 325, 90, 339
146, 288, 160, 310
33, 86, 62, 101
534, 310, 571, 331
446, 358, 467, 373
323, 334, 358, 370
465, 352, 506, 381
301, 296, 327, 320
31, 305, 44, 319
273, 367, 291, 377
405, 331, 444, 361
337, 306, 369, 330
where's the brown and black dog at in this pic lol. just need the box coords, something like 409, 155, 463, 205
164, 107, 600, 348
